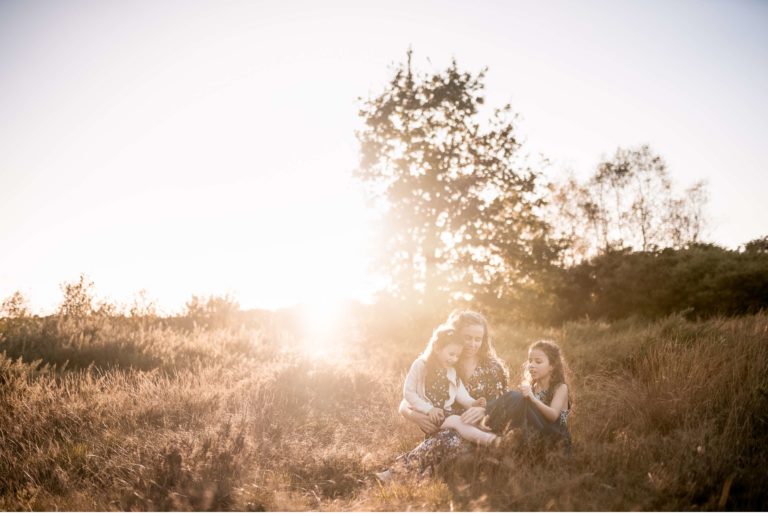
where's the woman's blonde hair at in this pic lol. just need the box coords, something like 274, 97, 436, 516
447, 309, 507, 379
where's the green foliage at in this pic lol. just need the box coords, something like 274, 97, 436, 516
356, 51, 555, 306
356, 56, 724, 322
543, 244, 768, 323
744, 235, 768, 254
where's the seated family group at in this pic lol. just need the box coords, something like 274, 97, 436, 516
379, 310, 571, 480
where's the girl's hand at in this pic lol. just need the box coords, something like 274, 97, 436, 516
520, 384, 534, 399
460, 406, 486, 425
428, 408, 445, 425
473, 397, 486, 408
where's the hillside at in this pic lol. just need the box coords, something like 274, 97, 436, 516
1, 311, 766, 510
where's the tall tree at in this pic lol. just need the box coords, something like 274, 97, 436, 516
547, 145, 709, 263
356, 52, 552, 306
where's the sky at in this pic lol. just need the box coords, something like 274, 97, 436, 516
1, 0, 767, 314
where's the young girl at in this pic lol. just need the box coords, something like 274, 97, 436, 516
482, 340, 571, 444
402, 324, 498, 447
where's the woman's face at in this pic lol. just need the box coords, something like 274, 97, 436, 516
460, 324, 485, 358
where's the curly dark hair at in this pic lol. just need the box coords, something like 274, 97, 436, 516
523, 340, 572, 408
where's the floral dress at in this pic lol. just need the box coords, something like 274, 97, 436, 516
399, 359, 508, 475
424, 367, 453, 414
464, 360, 507, 402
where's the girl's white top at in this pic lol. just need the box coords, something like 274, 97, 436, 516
403, 357, 475, 414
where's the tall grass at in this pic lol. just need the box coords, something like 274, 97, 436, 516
0, 311, 766, 510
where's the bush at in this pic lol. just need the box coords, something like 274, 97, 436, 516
541, 244, 768, 323
183, 294, 240, 329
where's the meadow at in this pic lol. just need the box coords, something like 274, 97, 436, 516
1, 307, 766, 510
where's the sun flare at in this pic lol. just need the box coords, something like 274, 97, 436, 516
295, 298, 349, 359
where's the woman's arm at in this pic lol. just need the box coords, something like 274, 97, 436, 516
399, 398, 440, 434
523, 383, 569, 423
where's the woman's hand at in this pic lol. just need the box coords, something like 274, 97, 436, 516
400, 399, 440, 434
460, 406, 487, 425
473, 397, 486, 408
428, 407, 445, 425
412, 411, 440, 434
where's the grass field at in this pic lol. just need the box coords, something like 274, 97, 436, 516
1, 308, 766, 510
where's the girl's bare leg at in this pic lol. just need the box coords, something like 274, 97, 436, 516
441, 414, 497, 446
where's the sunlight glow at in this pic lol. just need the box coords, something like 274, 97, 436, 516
296, 298, 348, 359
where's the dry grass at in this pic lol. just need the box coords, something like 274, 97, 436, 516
1, 310, 766, 510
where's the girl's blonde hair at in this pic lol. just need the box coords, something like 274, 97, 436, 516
524, 340, 572, 407
421, 323, 463, 373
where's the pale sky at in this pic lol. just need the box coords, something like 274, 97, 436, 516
1, 0, 766, 314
